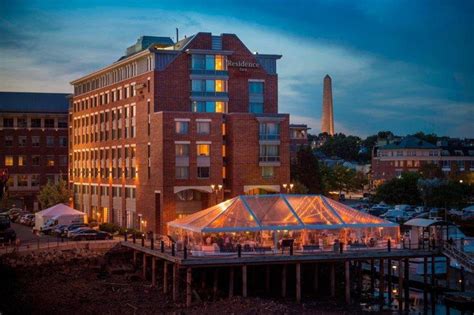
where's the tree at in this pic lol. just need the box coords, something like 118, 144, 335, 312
419, 179, 473, 209
419, 163, 444, 179
291, 181, 309, 194
37, 179, 71, 210
321, 164, 367, 195
374, 172, 422, 205
319, 133, 361, 162
412, 131, 438, 145
291, 146, 323, 194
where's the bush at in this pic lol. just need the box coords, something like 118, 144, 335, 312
99, 222, 121, 234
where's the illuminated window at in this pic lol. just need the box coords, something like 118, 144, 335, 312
18, 155, 26, 166
215, 102, 226, 113
215, 55, 225, 70
197, 144, 210, 156
175, 144, 189, 157
46, 156, 55, 167
222, 166, 226, 178
18, 175, 28, 187
5, 156, 13, 166
222, 145, 226, 157
215, 80, 225, 92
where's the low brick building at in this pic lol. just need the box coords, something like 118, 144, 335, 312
371, 136, 474, 186
0, 92, 70, 210
69, 33, 291, 233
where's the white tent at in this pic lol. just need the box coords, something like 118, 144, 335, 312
34, 204, 85, 229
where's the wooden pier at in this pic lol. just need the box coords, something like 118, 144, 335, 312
120, 240, 450, 311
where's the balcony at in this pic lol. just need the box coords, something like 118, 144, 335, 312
191, 91, 228, 98
259, 155, 280, 167
190, 69, 228, 76
259, 133, 280, 141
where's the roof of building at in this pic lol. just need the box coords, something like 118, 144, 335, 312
0, 92, 70, 113
379, 136, 438, 150
403, 218, 454, 228
168, 194, 398, 233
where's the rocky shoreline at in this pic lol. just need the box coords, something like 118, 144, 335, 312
0, 247, 362, 314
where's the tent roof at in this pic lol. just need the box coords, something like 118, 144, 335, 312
36, 204, 85, 217
168, 194, 398, 233
404, 218, 454, 228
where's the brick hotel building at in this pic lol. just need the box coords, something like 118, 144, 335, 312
0, 92, 70, 210
70, 33, 290, 233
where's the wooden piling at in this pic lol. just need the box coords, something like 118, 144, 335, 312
423, 257, 428, 313
379, 258, 385, 307
213, 269, 219, 299
186, 268, 192, 307
296, 263, 301, 303
398, 259, 403, 311
404, 258, 410, 312
345, 260, 350, 304
330, 263, 336, 298
133, 250, 137, 266
313, 263, 319, 293
387, 259, 392, 306
265, 265, 270, 292
281, 264, 287, 298
229, 267, 234, 298
151, 257, 156, 287
163, 261, 168, 294
242, 265, 247, 298
142, 253, 147, 280
172, 263, 178, 301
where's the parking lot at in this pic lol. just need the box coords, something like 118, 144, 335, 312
10, 223, 57, 246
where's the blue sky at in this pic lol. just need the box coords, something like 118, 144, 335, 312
1, 0, 473, 137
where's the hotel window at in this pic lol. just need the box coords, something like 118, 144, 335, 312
59, 155, 68, 166
407, 160, 413, 167
4, 156, 13, 166
215, 55, 225, 70
3, 118, 13, 127
31, 118, 41, 128
31, 174, 40, 187
45, 119, 54, 128
175, 121, 189, 134
18, 155, 26, 166
249, 81, 264, 94
191, 101, 226, 113
32, 136, 40, 147
259, 122, 280, 140
196, 121, 210, 134
249, 102, 263, 113
46, 156, 55, 167
32, 155, 40, 166
197, 144, 210, 156
4, 136, 13, 147
261, 166, 274, 178
175, 144, 189, 157
58, 119, 67, 128
18, 136, 27, 147
46, 136, 55, 147
60, 136, 67, 147
176, 166, 189, 179
18, 175, 28, 187
112, 187, 121, 198
17, 118, 27, 128
197, 167, 210, 179
259, 145, 280, 162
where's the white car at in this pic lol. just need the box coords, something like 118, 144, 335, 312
382, 209, 410, 222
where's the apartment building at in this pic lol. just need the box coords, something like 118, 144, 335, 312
0, 92, 70, 210
289, 124, 310, 162
371, 136, 474, 186
70, 33, 290, 233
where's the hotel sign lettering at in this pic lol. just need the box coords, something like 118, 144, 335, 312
227, 60, 259, 71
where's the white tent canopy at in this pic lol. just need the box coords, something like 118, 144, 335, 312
35, 204, 85, 228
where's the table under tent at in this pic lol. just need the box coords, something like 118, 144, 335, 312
167, 194, 399, 255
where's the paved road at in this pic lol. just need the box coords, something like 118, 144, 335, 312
11, 223, 57, 245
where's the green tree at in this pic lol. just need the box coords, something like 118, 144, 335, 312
319, 133, 361, 162
374, 172, 422, 205
37, 179, 71, 210
412, 131, 438, 145
291, 181, 309, 194
321, 164, 367, 195
291, 146, 323, 194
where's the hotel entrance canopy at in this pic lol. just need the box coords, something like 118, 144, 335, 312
168, 194, 398, 233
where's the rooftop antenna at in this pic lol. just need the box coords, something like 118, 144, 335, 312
176, 28, 179, 42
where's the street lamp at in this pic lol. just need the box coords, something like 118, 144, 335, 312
282, 183, 294, 194
211, 184, 223, 204
459, 179, 463, 184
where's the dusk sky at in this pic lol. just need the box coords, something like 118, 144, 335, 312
1, 0, 473, 138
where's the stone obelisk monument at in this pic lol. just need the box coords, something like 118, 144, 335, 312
321, 74, 335, 135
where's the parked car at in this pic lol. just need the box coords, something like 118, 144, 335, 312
20, 214, 35, 226
369, 205, 390, 216
429, 208, 446, 220
51, 224, 69, 236
65, 224, 89, 237
414, 206, 426, 214
70, 229, 112, 241
381, 209, 411, 222
0, 214, 16, 243
461, 206, 474, 221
